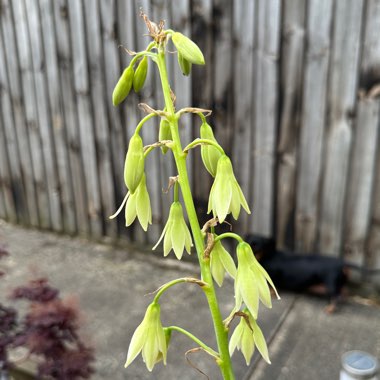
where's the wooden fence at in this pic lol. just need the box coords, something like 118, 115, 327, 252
0, 0, 380, 276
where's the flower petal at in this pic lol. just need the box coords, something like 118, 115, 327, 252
251, 318, 271, 364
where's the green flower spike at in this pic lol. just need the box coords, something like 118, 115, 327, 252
152, 201, 193, 260
124, 133, 145, 194
210, 239, 236, 287
229, 310, 271, 365
208, 155, 250, 223
200, 121, 222, 177
125, 302, 167, 372
234, 242, 280, 319
125, 174, 152, 231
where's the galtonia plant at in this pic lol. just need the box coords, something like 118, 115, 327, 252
110, 13, 280, 379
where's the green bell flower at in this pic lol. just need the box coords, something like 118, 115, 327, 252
208, 155, 250, 223
210, 239, 236, 287
125, 174, 152, 231
177, 52, 192, 76
112, 65, 134, 106
152, 202, 193, 260
133, 56, 148, 93
229, 309, 271, 365
200, 121, 222, 177
171, 32, 205, 65
124, 133, 145, 194
125, 302, 167, 372
234, 242, 280, 319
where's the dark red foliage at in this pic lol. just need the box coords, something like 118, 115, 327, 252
12, 278, 59, 303
12, 278, 94, 379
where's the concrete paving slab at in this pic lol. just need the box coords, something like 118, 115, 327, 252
0, 221, 292, 379
250, 295, 380, 380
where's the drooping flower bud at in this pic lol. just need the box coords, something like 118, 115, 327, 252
124, 133, 144, 194
234, 242, 280, 319
229, 309, 271, 365
125, 302, 167, 372
152, 202, 193, 260
200, 121, 222, 177
210, 239, 236, 287
208, 155, 250, 222
172, 32, 205, 65
177, 52, 192, 76
158, 119, 172, 154
133, 56, 148, 93
125, 174, 152, 231
112, 66, 134, 106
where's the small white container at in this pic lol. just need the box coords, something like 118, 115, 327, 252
340, 351, 379, 380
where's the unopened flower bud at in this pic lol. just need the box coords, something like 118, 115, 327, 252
159, 119, 172, 154
172, 32, 205, 65
124, 133, 144, 194
133, 56, 148, 93
200, 121, 222, 177
210, 238, 236, 286
177, 52, 192, 76
112, 66, 134, 106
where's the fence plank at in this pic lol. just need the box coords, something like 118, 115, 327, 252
39, 0, 76, 234
191, 0, 213, 208
26, 0, 63, 232
319, 0, 364, 255
276, 0, 305, 250
83, 0, 117, 239
0, 109, 17, 222
1, 0, 38, 226
231, 0, 255, 236
0, 26, 19, 223
250, 0, 281, 237
68, 0, 103, 237
12, 0, 50, 227
52, 0, 89, 236
345, 0, 380, 268
295, 0, 333, 253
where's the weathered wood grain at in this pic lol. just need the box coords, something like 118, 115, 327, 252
83, 0, 117, 239
2, 0, 38, 226
52, 0, 89, 236
295, 0, 333, 253
250, 0, 281, 237
319, 0, 364, 255
39, 0, 76, 234
68, 0, 103, 237
25, 0, 63, 232
276, 0, 305, 250
231, 0, 255, 236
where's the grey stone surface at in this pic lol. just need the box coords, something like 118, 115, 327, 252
250, 296, 380, 380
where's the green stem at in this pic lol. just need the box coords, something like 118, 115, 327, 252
135, 113, 156, 134
173, 181, 179, 202
156, 47, 235, 380
214, 233, 243, 244
167, 326, 219, 358
184, 138, 225, 155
